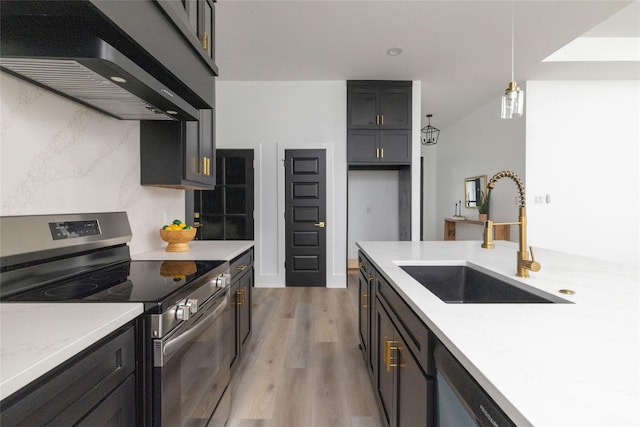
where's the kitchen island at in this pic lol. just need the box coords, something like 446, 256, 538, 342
358, 240, 639, 426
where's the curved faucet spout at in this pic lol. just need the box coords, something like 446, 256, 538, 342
481, 170, 540, 278
487, 170, 526, 208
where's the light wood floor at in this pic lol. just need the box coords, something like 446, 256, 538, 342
227, 274, 383, 427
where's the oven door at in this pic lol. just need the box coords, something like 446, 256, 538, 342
152, 288, 230, 427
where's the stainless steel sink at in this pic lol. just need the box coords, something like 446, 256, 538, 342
399, 265, 571, 304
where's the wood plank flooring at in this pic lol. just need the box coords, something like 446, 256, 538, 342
227, 274, 383, 427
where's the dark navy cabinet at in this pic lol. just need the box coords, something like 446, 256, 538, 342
347, 81, 412, 165
0, 326, 137, 426
230, 249, 254, 374
140, 107, 216, 190
155, 0, 217, 72
358, 251, 435, 427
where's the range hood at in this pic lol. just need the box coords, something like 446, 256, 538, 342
0, 34, 199, 121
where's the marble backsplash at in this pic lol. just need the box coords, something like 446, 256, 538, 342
0, 72, 184, 254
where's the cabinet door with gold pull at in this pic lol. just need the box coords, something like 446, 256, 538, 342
376, 303, 395, 427
374, 275, 434, 427
395, 334, 432, 427
358, 252, 376, 378
198, 0, 215, 61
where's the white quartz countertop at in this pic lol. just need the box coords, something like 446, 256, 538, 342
357, 240, 639, 427
0, 303, 143, 401
132, 240, 254, 261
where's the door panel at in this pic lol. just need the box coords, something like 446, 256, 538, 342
193, 149, 254, 240
285, 149, 326, 286
376, 303, 395, 427
396, 335, 432, 427
379, 130, 411, 164
347, 86, 378, 128
380, 87, 412, 129
347, 130, 378, 163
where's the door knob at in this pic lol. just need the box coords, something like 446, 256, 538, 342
314, 221, 325, 228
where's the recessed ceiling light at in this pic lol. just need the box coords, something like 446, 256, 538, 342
387, 47, 403, 56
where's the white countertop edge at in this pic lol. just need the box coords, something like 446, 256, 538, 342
0, 303, 143, 401
132, 240, 254, 261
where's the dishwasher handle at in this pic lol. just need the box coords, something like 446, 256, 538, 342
155, 294, 228, 367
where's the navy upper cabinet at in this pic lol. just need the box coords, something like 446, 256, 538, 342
140, 108, 216, 190
347, 81, 412, 130
155, 0, 217, 74
347, 81, 412, 165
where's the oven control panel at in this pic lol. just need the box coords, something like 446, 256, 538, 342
49, 220, 101, 240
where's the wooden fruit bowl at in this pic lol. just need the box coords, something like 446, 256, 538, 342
159, 228, 196, 252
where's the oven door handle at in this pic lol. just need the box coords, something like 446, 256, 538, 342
156, 294, 228, 367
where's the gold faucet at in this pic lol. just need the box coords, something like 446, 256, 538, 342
481, 170, 541, 277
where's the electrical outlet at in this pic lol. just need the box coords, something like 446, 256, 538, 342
545, 194, 551, 204
534, 195, 543, 204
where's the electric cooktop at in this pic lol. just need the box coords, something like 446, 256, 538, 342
1, 259, 227, 312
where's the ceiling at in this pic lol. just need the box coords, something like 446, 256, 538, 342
215, 1, 639, 128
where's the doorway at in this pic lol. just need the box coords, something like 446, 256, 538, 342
284, 149, 327, 286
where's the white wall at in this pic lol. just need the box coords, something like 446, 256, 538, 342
348, 170, 400, 259
0, 72, 184, 254
430, 94, 526, 241
526, 80, 639, 266
216, 81, 348, 287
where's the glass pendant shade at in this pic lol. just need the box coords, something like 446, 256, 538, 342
501, 81, 524, 119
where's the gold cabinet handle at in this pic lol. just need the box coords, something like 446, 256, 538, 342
236, 288, 247, 306
386, 339, 398, 372
361, 292, 368, 308
384, 337, 390, 371
200, 157, 211, 176
359, 262, 365, 269
201, 31, 209, 52
235, 264, 247, 271
367, 273, 374, 283
313, 221, 325, 228
376, 148, 380, 158
384, 338, 398, 372
380, 115, 384, 125
376, 115, 380, 126
380, 148, 384, 159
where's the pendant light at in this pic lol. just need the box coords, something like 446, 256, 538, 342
421, 114, 440, 145
501, 1, 524, 119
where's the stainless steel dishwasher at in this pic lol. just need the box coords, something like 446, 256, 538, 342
434, 340, 516, 427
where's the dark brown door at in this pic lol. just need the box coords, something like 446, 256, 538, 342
285, 149, 326, 286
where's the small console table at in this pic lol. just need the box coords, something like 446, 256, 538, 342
444, 218, 511, 241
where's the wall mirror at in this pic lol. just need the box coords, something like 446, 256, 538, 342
464, 175, 486, 208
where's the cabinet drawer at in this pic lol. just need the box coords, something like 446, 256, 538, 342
231, 248, 254, 280
1, 325, 136, 426
377, 275, 433, 376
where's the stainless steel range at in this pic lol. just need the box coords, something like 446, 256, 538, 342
0, 212, 231, 427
